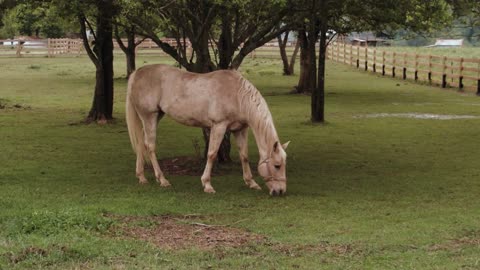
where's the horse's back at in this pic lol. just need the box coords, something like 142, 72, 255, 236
130, 64, 246, 128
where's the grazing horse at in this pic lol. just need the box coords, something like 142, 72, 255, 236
126, 64, 290, 196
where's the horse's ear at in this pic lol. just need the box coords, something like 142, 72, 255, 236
282, 141, 290, 150
273, 141, 279, 152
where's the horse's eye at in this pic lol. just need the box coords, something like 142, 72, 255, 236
274, 165, 281, 170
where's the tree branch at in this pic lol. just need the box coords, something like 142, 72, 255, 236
114, 24, 128, 54
144, 30, 192, 70
231, 25, 289, 69
84, 17, 97, 42
326, 32, 337, 47
78, 14, 99, 67
209, 32, 219, 66
134, 36, 147, 46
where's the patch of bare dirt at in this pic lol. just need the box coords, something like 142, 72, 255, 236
156, 156, 206, 176
428, 236, 480, 252
152, 156, 237, 176
107, 214, 365, 258
0, 99, 31, 110
109, 215, 267, 250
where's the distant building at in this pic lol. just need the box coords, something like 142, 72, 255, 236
342, 32, 391, 47
426, 39, 464, 47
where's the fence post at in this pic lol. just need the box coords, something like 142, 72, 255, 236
364, 46, 368, 71
402, 52, 407, 80
15, 41, 24, 57
478, 62, 480, 96
428, 55, 432, 83
350, 44, 353, 66
414, 53, 419, 81
442, 56, 447, 88
373, 49, 376, 73
332, 43, 335, 60
459, 57, 464, 90
392, 52, 396, 77
330, 42, 334, 61
356, 46, 360, 68
382, 51, 386, 76
477, 80, 480, 96
336, 42, 340, 62
337, 42, 340, 62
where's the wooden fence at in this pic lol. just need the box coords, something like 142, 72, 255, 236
47, 38, 83, 56
327, 42, 480, 95
1, 37, 293, 59
0, 38, 181, 57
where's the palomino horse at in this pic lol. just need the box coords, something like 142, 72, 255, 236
126, 64, 290, 196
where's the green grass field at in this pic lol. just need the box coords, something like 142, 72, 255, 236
1, 54, 480, 269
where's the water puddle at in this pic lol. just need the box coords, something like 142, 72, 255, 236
356, 113, 480, 120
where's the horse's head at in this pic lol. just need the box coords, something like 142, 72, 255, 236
258, 141, 290, 196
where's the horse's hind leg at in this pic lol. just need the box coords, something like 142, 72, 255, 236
233, 127, 261, 190
136, 151, 148, 184
142, 112, 171, 187
200, 123, 228, 193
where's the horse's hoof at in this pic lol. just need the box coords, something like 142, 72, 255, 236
138, 179, 149, 185
248, 183, 262, 190
204, 187, 216, 194
159, 181, 171, 187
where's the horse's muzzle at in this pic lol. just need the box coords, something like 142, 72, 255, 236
270, 189, 285, 196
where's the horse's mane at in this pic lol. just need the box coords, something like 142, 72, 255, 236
237, 77, 278, 147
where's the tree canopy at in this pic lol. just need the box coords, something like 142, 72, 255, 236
0, 0, 76, 38
125, 0, 292, 72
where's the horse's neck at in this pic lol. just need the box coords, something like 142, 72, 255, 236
248, 113, 279, 162
238, 79, 279, 162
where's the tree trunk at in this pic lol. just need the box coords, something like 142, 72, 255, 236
218, 9, 234, 70
312, 21, 327, 123
87, 0, 114, 123
114, 25, 138, 79
288, 39, 300, 75
192, 27, 232, 163
191, 29, 215, 73
296, 29, 316, 94
202, 129, 232, 164
278, 31, 292, 75
125, 30, 136, 79
125, 47, 136, 79
307, 21, 317, 95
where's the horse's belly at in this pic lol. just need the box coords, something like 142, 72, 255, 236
228, 121, 246, 131
166, 111, 211, 127
174, 117, 209, 127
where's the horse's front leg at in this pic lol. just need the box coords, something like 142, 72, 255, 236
233, 127, 261, 190
200, 123, 227, 193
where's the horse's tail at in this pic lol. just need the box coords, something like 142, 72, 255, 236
126, 71, 148, 161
